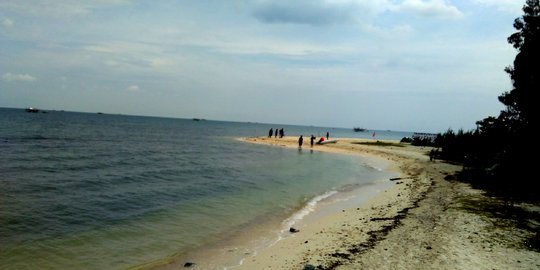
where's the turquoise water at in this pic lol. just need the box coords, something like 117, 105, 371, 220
0, 108, 402, 269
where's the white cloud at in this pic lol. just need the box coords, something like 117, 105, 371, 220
0, 0, 131, 18
324, 0, 398, 15
360, 23, 415, 39
1, 17, 14, 27
472, 0, 523, 14
85, 42, 164, 57
399, 0, 464, 19
127, 85, 139, 91
2, 73, 37, 82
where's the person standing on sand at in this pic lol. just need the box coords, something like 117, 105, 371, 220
310, 135, 315, 147
280, 128, 284, 138
268, 128, 273, 138
326, 131, 329, 140
298, 135, 303, 148
274, 128, 278, 138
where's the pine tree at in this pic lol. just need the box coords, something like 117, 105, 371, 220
500, 0, 539, 128
496, 0, 539, 198
467, 1, 540, 199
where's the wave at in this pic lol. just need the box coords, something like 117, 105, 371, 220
280, 190, 338, 236
226, 191, 340, 269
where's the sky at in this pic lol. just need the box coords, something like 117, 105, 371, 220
0, 0, 526, 132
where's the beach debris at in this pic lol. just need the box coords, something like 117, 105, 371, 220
303, 264, 316, 270
370, 217, 394, 222
183, 262, 195, 267
330, 251, 351, 259
389, 177, 414, 181
289, 227, 300, 233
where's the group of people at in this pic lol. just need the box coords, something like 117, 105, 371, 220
268, 128, 285, 138
267, 127, 331, 149
298, 132, 329, 149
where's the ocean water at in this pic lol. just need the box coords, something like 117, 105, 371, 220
0, 108, 406, 270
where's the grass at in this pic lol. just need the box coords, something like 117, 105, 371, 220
352, 141, 404, 147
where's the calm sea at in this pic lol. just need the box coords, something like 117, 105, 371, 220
0, 108, 409, 269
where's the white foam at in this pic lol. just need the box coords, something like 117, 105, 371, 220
280, 190, 338, 235
226, 180, 396, 269
362, 161, 384, 171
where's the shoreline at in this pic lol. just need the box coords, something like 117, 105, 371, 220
232, 136, 539, 269
231, 136, 433, 269
153, 136, 539, 269
150, 136, 401, 270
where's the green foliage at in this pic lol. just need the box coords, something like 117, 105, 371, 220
400, 137, 412, 143
438, 1, 539, 202
500, 0, 539, 127
411, 137, 435, 146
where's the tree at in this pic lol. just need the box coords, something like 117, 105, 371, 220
481, 0, 539, 199
500, 0, 539, 128
444, 1, 540, 200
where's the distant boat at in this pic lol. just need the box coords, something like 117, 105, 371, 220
353, 127, 366, 132
25, 107, 39, 113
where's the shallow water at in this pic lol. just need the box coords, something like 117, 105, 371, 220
0, 108, 403, 269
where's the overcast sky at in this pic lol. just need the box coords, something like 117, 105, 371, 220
0, 0, 525, 132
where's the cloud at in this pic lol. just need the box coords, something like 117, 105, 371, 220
250, 0, 397, 25
0, 0, 131, 18
126, 85, 139, 91
2, 73, 37, 82
252, 0, 355, 25
399, 0, 464, 19
472, 0, 523, 14
251, 0, 462, 26
360, 23, 415, 38
1, 17, 14, 27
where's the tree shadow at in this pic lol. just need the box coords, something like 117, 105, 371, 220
455, 192, 540, 252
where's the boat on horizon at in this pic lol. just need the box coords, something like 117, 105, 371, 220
353, 127, 366, 132
25, 107, 40, 113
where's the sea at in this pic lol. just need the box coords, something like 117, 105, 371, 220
0, 108, 411, 270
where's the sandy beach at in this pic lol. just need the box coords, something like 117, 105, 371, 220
234, 136, 539, 270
